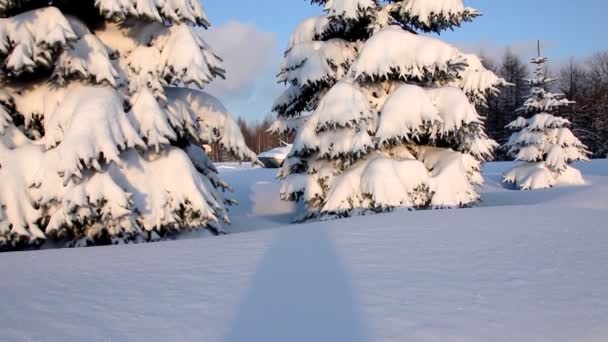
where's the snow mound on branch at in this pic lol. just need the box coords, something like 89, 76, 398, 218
506, 116, 527, 130
321, 147, 477, 214
351, 26, 464, 81
0, 144, 47, 246
94, 21, 150, 56
397, 0, 478, 23
0, 7, 77, 75
392, 0, 480, 32
43, 168, 138, 245
44, 85, 144, 182
268, 112, 311, 135
1, 144, 228, 248
156, 25, 224, 88
281, 172, 324, 204
503, 162, 555, 190
287, 15, 330, 49
0, 125, 31, 149
95, 22, 224, 91
272, 85, 304, 116
95, 0, 211, 27
315, 81, 373, 131
428, 87, 482, 133
124, 45, 164, 95
53, 33, 118, 86
359, 156, 431, 209
503, 162, 585, 190
279, 39, 357, 86
376, 84, 440, 143
325, 0, 376, 20
291, 108, 373, 159
185, 144, 228, 191
128, 88, 177, 151
526, 113, 570, 131
555, 165, 585, 186
7, 82, 66, 135
106, 148, 225, 233
376, 85, 481, 144
165, 88, 259, 163
417, 146, 478, 207
453, 54, 506, 105
0, 90, 14, 134
520, 88, 573, 114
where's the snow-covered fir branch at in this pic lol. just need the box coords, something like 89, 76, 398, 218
0, 1, 258, 250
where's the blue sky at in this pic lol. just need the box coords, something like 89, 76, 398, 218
201, 0, 608, 121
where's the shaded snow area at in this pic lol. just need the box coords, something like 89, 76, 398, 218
1, 160, 608, 342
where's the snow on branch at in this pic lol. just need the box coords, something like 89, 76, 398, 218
290, 86, 375, 160
0, 125, 31, 149
1, 144, 228, 248
351, 26, 465, 83
503, 113, 589, 190
320, 147, 477, 215
0, 89, 14, 134
315, 81, 374, 132
128, 87, 177, 152
0, 7, 77, 76
287, 15, 330, 49
53, 33, 119, 86
451, 54, 507, 105
0, 144, 47, 248
375, 84, 482, 144
44, 85, 144, 183
376, 84, 441, 144
166, 87, 260, 163
96, 22, 225, 92
268, 113, 311, 135
390, 0, 480, 33
106, 148, 226, 235
95, 0, 211, 27
326, 0, 378, 21
156, 24, 225, 88
44, 168, 139, 246
279, 38, 358, 87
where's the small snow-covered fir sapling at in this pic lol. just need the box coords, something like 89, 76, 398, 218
0, 1, 259, 250
271, 0, 507, 219
502, 45, 589, 190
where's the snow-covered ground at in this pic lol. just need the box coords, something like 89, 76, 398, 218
1, 160, 608, 342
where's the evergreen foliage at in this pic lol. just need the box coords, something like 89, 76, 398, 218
272, 0, 506, 220
0, 0, 258, 250
503, 47, 590, 190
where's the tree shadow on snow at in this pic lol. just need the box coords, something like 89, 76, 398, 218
223, 225, 369, 342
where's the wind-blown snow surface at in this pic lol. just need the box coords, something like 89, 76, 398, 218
1, 160, 608, 342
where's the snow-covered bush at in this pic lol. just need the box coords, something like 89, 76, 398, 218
272, 0, 506, 220
0, 1, 258, 250
503, 55, 589, 190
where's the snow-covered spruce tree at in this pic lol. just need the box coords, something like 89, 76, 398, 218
271, 0, 506, 219
503, 53, 589, 190
0, 1, 258, 250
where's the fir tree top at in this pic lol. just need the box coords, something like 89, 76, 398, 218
519, 41, 574, 115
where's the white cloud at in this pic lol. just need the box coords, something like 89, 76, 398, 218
203, 21, 279, 97
200, 21, 285, 121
